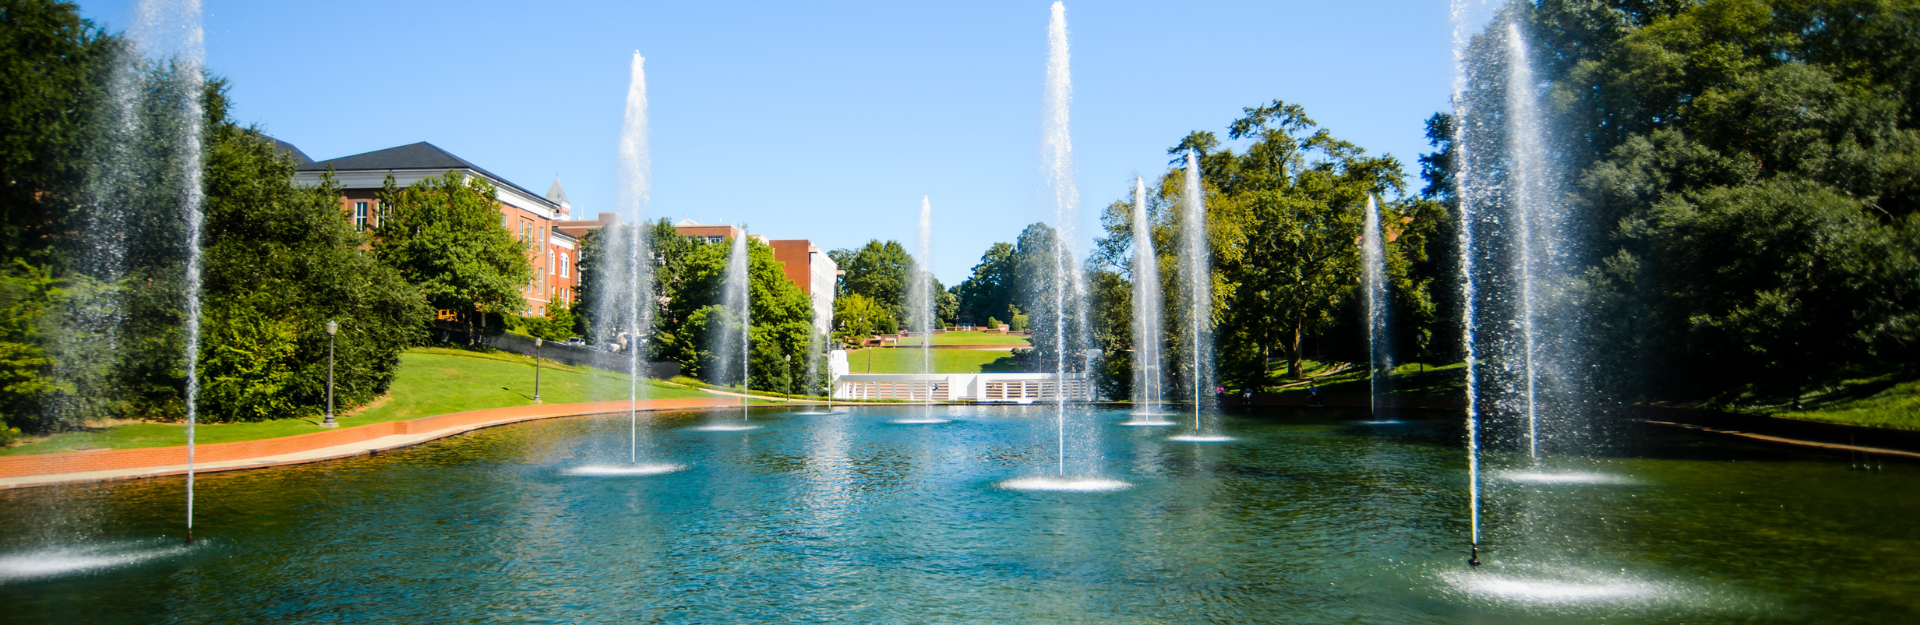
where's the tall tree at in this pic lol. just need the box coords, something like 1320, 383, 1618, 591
1199, 101, 1412, 383
372, 172, 531, 325
953, 242, 1016, 326
829, 239, 912, 324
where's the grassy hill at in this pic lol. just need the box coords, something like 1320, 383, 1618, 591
894, 331, 1029, 346
845, 348, 1020, 374
1, 347, 710, 456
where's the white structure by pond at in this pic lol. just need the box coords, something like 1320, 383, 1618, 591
833, 373, 1093, 402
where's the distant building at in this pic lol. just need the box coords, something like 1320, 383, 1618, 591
281, 140, 832, 329
672, 220, 834, 334
770, 239, 840, 335
288, 141, 578, 316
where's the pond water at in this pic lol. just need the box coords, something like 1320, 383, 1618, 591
0, 406, 1914, 623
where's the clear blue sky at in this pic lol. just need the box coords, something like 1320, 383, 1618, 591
77, 0, 1457, 285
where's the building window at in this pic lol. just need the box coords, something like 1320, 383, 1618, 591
353, 201, 368, 232
549, 254, 556, 275
376, 201, 387, 226
561, 253, 570, 278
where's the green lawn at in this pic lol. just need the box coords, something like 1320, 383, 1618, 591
895, 331, 1029, 346
1713, 375, 1920, 431
1263, 360, 1468, 397
846, 348, 1020, 374
1, 347, 712, 456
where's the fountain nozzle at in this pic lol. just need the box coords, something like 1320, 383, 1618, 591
185, 528, 194, 546
1469, 544, 1481, 567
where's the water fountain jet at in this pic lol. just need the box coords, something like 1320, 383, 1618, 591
998, 2, 1127, 491
1166, 150, 1230, 444
890, 197, 948, 425
697, 229, 760, 432
573, 53, 682, 474
1122, 177, 1172, 426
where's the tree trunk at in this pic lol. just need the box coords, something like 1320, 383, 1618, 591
1288, 323, 1304, 380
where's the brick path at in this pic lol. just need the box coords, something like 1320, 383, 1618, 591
0, 397, 736, 490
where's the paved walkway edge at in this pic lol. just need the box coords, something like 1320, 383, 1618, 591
1639, 419, 1920, 459
0, 398, 737, 490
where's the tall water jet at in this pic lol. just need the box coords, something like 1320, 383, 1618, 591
1044, 0, 1074, 473
1000, 1, 1122, 491
1166, 149, 1227, 444
918, 197, 933, 416
695, 228, 756, 432
1449, 0, 1486, 560
124, 0, 209, 541
1362, 196, 1390, 416
1125, 177, 1170, 425
618, 52, 654, 460
1502, 20, 1569, 464
572, 52, 681, 474
890, 197, 946, 425
1450, 7, 1593, 566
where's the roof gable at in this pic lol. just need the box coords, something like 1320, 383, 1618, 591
298, 141, 482, 173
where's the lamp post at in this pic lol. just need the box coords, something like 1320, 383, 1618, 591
532, 336, 543, 403
784, 353, 792, 402
323, 319, 338, 428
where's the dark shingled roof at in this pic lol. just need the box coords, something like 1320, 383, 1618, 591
298, 142, 553, 209
268, 136, 314, 167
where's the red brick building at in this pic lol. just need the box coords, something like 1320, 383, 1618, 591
288, 142, 579, 316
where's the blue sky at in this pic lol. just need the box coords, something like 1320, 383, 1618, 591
77, 0, 1459, 284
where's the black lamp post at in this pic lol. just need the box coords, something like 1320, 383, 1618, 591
532, 336, 543, 403
323, 319, 338, 428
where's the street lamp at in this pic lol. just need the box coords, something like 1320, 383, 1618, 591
532, 336, 543, 403
784, 353, 792, 402
323, 319, 338, 428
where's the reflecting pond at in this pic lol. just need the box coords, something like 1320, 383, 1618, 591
1, 406, 1914, 623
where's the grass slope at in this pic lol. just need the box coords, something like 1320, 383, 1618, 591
1264, 361, 1468, 398
845, 348, 1019, 374
1713, 375, 1920, 430
1, 347, 710, 456
895, 331, 1029, 346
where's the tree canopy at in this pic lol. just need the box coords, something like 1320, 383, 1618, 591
372, 172, 531, 321
1455, 0, 1920, 402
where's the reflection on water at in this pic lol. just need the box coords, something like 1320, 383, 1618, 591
0, 406, 1915, 623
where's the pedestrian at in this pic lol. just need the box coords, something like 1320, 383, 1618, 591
1308, 383, 1322, 406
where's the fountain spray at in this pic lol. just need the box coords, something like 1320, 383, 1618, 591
918, 197, 934, 419
1181, 150, 1211, 433
1362, 196, 1389, 416
126, 0, 208, 544
731, 230, 752, 423
1129, 177, 1166, 421
1505, 21, 1545, 464
1042, 1, 1075, 475
1450, 0, 1485, 564
616, 52, 654, 463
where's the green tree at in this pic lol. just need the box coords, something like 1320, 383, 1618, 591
671, 236, 813, 389
1436, 0, 1920, 402
829, 239, 914, 325
1198, 101, 1412, 383
0, 0, 113, 263
372, 172, 531, 326
198, 118, 429, 422
833, 292, 888, 348
953, 242, 1016, 326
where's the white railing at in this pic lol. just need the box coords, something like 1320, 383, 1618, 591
833, 373, 1091, 403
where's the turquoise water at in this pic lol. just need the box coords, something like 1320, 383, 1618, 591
0, 406, 1914, 623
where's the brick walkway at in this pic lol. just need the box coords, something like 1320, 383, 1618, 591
0, 397, 736, 490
